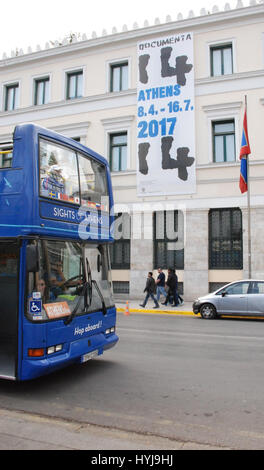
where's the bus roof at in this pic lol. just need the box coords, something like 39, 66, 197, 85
14, 123, 109, 167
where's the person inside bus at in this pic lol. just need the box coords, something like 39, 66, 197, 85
49, 261, 67, 298
36, 278, 46, 298
49, 261, 83, 298
50, 261, 66, 287
29, 277, 55, 303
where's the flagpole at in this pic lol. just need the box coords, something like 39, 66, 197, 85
245, 95, 252, 279
247, 155, 252, 279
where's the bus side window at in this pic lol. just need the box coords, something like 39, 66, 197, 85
0, 148, 13, 168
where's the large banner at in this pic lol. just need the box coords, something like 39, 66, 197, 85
137, 32, 195, 196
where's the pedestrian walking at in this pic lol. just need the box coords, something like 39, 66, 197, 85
177, 292, 184, 306
172, 269, 184, 305
140, 272, 160, 308
155, 268, 167, 302
162, 268, 179, 306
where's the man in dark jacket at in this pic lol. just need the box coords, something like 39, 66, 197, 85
140, 272, 159, 309
162, 268, 179, 306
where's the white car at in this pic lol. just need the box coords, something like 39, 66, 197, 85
193, 280, 264, 319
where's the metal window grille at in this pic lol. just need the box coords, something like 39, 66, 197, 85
109, 213, 131, 269
209, 282, 227, 293
153, 210, 184, 270
113, 281, 130, 295
209, 208, 243, 269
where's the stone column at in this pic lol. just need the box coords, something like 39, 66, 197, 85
247, 207, 264, 279
129, 209, 153, 299
184, 209, 209, 301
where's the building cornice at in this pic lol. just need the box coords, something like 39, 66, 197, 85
0, 66, 263, 130
1, 4, 263, 68
197, 69, 264, 96
0, 90, 136, 127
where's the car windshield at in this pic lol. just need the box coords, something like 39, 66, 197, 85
26, 240, 114, 321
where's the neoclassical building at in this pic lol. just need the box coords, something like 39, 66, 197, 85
0, 1, 263, 300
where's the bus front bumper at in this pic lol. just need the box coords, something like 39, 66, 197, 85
19, 332, 119, 381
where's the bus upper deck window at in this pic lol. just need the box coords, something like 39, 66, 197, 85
39, 139, 79, 204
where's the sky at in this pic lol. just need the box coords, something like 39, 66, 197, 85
0, 0, 249, 57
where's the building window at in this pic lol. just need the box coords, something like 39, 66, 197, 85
212, 120, 236, 162
113, 281, 130, 294
110, 62, 128, 92
66, 70, 83, 99
4, 83, 19, 111
209, 282, 227, 293
153, 211, 184, 270
209, 208, 243, 269
34, 77, 50, 105
110, 133, 127, 171
109, 213, 131, 269
210, 44, 233, 76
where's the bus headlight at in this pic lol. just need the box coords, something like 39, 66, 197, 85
47, 344, 63, 355
105, 327, 115, 335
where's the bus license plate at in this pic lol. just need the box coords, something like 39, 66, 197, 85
81, 350, 98, 363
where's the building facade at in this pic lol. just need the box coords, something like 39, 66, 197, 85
0, 2, 264, 300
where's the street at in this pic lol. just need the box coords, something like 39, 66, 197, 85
1, 312, 264, 449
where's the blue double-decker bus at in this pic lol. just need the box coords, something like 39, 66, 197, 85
0, 123, 118, 381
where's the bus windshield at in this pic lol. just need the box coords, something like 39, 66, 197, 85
26, 240, 114, 321
39, 138, 108, 208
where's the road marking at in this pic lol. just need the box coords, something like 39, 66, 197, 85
117, 326, 264, 342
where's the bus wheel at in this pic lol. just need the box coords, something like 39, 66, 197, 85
200, 303, 216, 319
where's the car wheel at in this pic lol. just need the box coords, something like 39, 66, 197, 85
200, 303, 217, 319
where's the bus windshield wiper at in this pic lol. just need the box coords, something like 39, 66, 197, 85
92, 279, 107, 315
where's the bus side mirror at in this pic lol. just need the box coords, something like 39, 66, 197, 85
97, 254, 102, 273
26, 245, 39, 272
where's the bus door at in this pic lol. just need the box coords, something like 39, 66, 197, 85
0, 241, 19, 380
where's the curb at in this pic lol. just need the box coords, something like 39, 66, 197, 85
117, 307, 195, 316
117, 308, 264, 321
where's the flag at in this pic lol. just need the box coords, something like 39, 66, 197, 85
240, 109, 251, 158
239, 157, 248, 194
239, 108, 251, 194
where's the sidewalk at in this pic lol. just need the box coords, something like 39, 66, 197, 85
116, 299, 195, 316
0, 408, 226, 450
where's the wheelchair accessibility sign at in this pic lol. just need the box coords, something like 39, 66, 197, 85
29, 300, 42, 315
